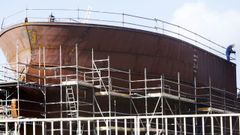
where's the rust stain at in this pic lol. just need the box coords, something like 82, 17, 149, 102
27, 30, 37, 47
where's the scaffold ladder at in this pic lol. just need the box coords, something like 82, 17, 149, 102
66, 86, 77, 118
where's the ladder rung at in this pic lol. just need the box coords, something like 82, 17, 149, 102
67, 90, 73, 92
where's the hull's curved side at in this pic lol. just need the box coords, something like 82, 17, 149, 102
1, 22, 234, 92
0, 24, 31, 77
0, 22, 237, 118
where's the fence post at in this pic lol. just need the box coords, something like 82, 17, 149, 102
193, 117, 195, 135
220, 116, 223, 135
1, 18, 4, 30
211, 116, 214, 135
122, 13, 125, 27
230, 116, 232, 135
202, 117, 205, 135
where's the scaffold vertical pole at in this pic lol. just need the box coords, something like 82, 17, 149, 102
91, 49, 95, 120
129, 69, 132, 114
43, 47, 46, 119
209, 77, 212, 113
194, 76, 197, 134
194, 76, 197, 114
129, 69, 134, 134
160, 75, 164, 130
75, 44, 79, 117
224, 90, 226, 112
144, 68, 148, 116
177, 72, 183, 134
177, 72, 180, 98
16, 41, 20, 118
107, 55, 112, 135
91, 49, 94, 85
41, 46, 47, 134
129, 69, 132, 95
38, 46, 41, 85
92, 74, 95, 119
43, 46, 46, 85
59, 45, 63, 118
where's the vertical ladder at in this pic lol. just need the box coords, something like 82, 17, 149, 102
66, 86, 84, 134
66, 86, 77, 118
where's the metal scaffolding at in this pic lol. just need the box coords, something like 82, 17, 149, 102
0, 44, 239, 134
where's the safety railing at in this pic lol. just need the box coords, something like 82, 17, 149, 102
0, 113, 240, 135
0, 49, 238, 116
0, 63, 17, 82
0, 62, 31, 83
197, 86, 239, 113
1, 8, 229, 60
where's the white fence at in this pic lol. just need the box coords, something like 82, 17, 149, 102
1, 113, 240, 135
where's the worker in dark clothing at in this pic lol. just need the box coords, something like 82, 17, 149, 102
226, 44, 236, 61
24, 17, 28, 23
49, 13, 55, 22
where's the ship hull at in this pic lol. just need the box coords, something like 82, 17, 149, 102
0, 22, 236, 91
0, 22, 237, 119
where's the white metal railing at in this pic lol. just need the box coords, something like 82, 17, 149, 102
0, 113, 240, 135
0, 8, 231, 60
0, 63, 17, 82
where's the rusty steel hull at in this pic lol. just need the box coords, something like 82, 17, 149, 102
0, 22, 237, 118
0, 22, 236, 92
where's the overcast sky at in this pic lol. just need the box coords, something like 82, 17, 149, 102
0, 0, 239, 87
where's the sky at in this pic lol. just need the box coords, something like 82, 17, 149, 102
0, 0, 239, 88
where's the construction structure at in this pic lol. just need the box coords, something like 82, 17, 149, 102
0, 9, 239, 134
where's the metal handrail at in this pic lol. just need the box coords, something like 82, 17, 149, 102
0, 8, 231, 60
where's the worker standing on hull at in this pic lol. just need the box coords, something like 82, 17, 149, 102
226, 44, 236, 61
49, 13, 55, 22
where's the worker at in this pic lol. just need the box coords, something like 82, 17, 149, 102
24, 17, 28, 23
49, 13, 55, 22
226, 44, 236, 61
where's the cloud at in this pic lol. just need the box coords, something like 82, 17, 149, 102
172, 2, 240, 46
171, 2, 240, 87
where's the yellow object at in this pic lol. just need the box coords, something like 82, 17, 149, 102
198, 107, 210, 111
11, 98, 18, 118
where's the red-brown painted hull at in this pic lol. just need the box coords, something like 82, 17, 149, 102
0, 22, 237, 119
0, 22, 236, 92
